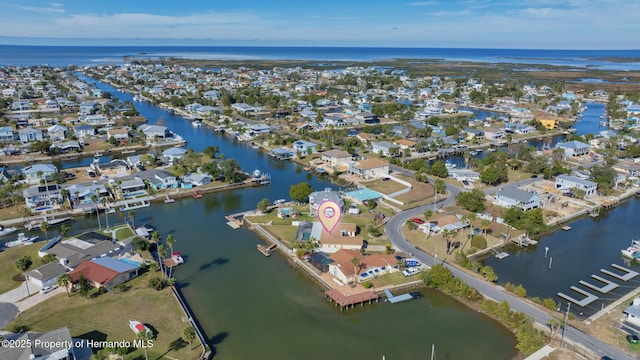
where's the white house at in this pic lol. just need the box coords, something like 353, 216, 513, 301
308, 188, 344, 216
556, 141, 590, 157
23, 183, 64, 209
322, 149, 353, 170
555, 174, 597, 198
22, 163, 58, 184
138, 124, 169, 140
347, 158, 389, 180
328, 249, 398, 283
449, 169, 480, 182
293, 140, 318, 154
624, 298, 640, 327
495, 186, 541, 211
47, 124, 67, 141
162, 147, 188, 164
371, 141, 399, 157
0, 126, 14, 142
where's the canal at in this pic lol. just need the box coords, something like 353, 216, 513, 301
58, 75, 518, 359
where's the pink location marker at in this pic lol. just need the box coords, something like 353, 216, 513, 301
317, 200, 342, 234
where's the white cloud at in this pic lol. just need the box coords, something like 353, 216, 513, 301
406, 2, 437, 6
13, 3, 64, 13
430, 9, 472, 16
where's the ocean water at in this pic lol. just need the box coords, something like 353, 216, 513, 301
1, 45, 640, 70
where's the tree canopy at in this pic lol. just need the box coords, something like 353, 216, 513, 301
289, 182, 313, 203
455, 189, 486, 212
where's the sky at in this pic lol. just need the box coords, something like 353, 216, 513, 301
0, 0, 638, 49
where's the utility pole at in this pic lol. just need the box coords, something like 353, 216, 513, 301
561, 302, 570, 347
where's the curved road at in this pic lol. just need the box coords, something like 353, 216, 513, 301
384, 180, 635, 360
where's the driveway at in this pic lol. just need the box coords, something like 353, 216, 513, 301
0, 282, 41, 303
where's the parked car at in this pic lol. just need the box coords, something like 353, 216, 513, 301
411, 217, 425, 224
627, 334, 639, 344
40, 285, 58, 295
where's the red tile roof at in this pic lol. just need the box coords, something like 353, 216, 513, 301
69, 260, 119, 287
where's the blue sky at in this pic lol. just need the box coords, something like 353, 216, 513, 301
0, 0, 637, 49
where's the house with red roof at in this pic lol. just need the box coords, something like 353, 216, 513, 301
328, 249, 398, 284
69, 257, 139, 291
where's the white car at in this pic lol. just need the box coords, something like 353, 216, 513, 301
40, 285, 58, 295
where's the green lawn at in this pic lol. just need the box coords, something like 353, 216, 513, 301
113, 226, 135, 241
368, 271, 420, 288
5, 272, 202, 360
0, 243, 45, 294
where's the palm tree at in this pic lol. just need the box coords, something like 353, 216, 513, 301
136, 329, 155, 360
128, 211, 135, 228
158, 244, 168, 279
480, 219, 491, 237
90, 194, 101, 230
41, 220, 50, 241
57, 273, 72, 297
15, 256, 33, 296
60, 224, 70, 238
151, 231, 160, 243
350, 257, 361, 286
182, 325, 196, 351
166, 235, 176, 279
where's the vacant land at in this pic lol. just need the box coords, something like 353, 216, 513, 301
4, 272, 202, 360
0, 243, 44, 294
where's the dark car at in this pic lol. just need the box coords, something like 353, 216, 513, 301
626, 334, 639, 344
530, 174, 538, 178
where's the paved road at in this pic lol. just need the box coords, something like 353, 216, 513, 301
384, 188, 636, 360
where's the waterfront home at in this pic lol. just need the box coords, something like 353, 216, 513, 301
79, 101, 97, 115
322, 149, 353, 171
74, 124, 96, 138
183, 173, 212, 187
47, 124, 67, 141
309, 188, 345, 216
328, 249, 398, 284
203, 90, 220, 100
371, 141, 400, 157
22, 163, 58, 184
65, 182, 110, 204
23, 183, 63, 209
0, 126, 14, 142
347, 158, 390, 180
612, 163, 640, 177
106, 128, 130, 142
395, 139, 416, 151
555, 174, 597, 198
148, 171, 178, 190
246, 124, 271, 136
92, 159, 130, 177
462, 128, 485, 141
277, 207, 299, 219
139, 124, 170, 140
44, 232, 124, 268
356, 132, 376, 143
18, 126, 43, 143
231, 103, 255, 113
623, 298, 640, 327
323, 114, 348, 127
556, 140, 590, 157
503, 122, 535, 135
26, 261, 69, 288
162, 147, 188, 164
293, 140, 318, 155
494, 186, 541, 211
50, 140, 81, 154
311, 222, 363, 254
119, 178, 147, 198
69, 257, 139, 291
449, 169, 480, 182
0, 327, 76, 360
84, 114, 113, 126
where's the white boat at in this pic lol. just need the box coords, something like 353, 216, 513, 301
253, 169, 262, 178
469, 151, 478, 156
192, 120, 202, 127
0, 225, 18, 236
445, 161, 457, 169
172, 252, 184, 265
119, 200, 150, 212
128, 320, 151, 335
621, 240, 640, 259
5, 233, 40, 248
25, 216, 72, 231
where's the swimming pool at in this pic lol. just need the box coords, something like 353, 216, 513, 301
119, 258, 141, 267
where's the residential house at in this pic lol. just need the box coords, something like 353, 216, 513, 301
371, 141, 400, 157
356, 132, 376, 143
623, 298, 640, 327
26, 261, 69, 288
18, 126, 43, 143
348, 158, 390, 180
23, 184, 64, 209
0, 327, 76, 360
84, 114, 113, 126
74, 124, 96, 138
328, 249, 398, 283
449, 169, 480, 182
106, 128, 130, 142
0, 126, 14, 142
22, 163, 58, 184
555, 174, 597, 198
148, 171, 178, 190
138, 124, 169, 140
65, 182, 110, 204
354, 112, 379, 124
293, 140, 318, 155
503, 122, 535, 135
49, 140, 81, 154
483, 127, 505, 140
92, 159, 130, 176
162, 147, 187, 164
183, 173, 212, 187
494, 186, 541, 211
612, 163, 640, 177
69, 257, 139, 291
307, 222, 363, 254
556, 140, 590, 157
308, 188, 344, 216
246, 124, 271, 137
463, 128, 485, 141
231, 103, 254, 113
119, 178, 147, 197
322, 149, 353, 170
203, 90, 220, 100
395, 139, 416, 151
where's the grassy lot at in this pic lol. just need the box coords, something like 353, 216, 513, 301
4, 272, 202, 360
367, 271, 421, 288
362, 179, 407, 195
111, 226, 135, 241
264, 225, 297, 248
0, 243, 45, 294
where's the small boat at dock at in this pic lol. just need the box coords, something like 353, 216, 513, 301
192, 191, 202, 199
5, 233, 40, 248
0, 225, 18, 236
257, 243, 277, 256
118, 200, 150, 212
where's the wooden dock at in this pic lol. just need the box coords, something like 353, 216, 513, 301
257, 243, 277, 256
192, 191, 203, 199
325, 289, 379, 310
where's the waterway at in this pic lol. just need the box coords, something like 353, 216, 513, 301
5, 75, 517, 359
